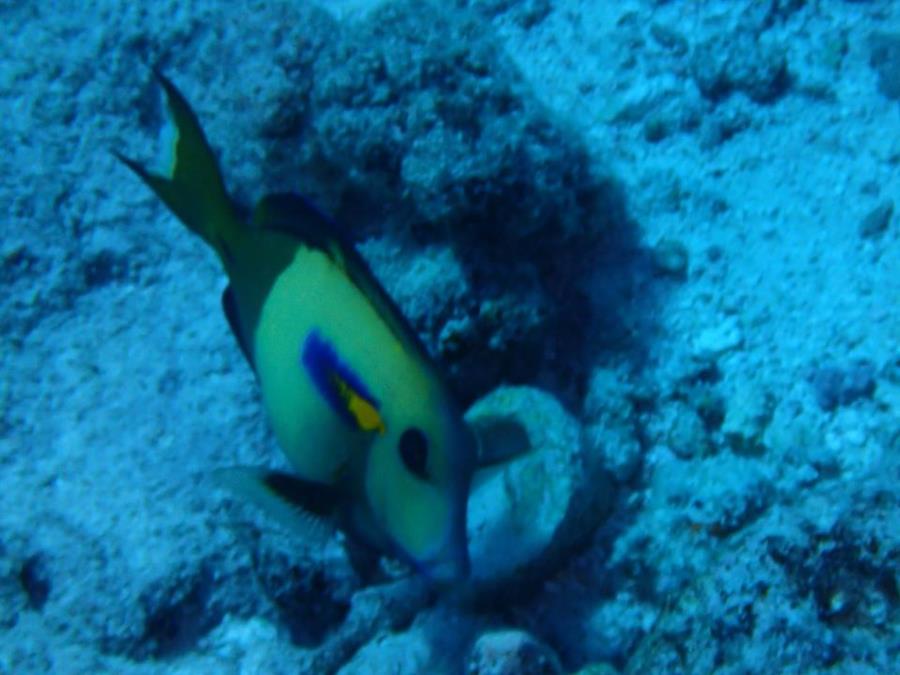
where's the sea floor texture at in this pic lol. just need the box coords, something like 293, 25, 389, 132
1, 1, 898, 673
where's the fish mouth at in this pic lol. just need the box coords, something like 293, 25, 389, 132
421, 518, 471, 584
422, 546, 471, 584
424, 484, 473, 585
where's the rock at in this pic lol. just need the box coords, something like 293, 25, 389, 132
809, 360, 877, 412
468, 629, 563, 675
764, 397, 825, 470
17, 553, 50, 611
698, 96, 753, 148
649, 22, 689, 56
337, 625, 432, 675
721, 381, 775, 456
309, 0, 599, 250
742, 0, 808, 30
692, 316, 743, 360
858, 200, 893, 239
643, 113, 671, 143
691, 31, 790, 103
667, 402, 711, 459
462, 0, 552, 28
576, 592, 657, 665
584, 425, 642, 484
583, 368, 636, 423
582, 368, 642, 482
629, 461, 900, 673
824, 407, 884, 479
251, 540, 356, 647
78, 226, 137, 289
869, 31, 900, 101
573, 665, 619, 675
0, 542, 29, 630
874, 377, 900, 420
650, 238, 689, 278
465, 387, 612, 590
652, 454, 774, 538
337, 603, 477, 675
646, 400, 710, 460
690, 385, 727, 432
200, 616, 293, 674
304, 578, 431, 674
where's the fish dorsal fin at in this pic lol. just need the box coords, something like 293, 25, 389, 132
214, 467, 339, 545
253, 192, 440, 375
221, 285, 255, 371
253, 192, 338, 252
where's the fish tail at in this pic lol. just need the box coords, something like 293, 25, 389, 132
114, 70, 242, 261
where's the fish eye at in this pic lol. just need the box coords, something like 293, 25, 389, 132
399, 427, 429, 480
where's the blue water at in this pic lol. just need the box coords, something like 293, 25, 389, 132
1, 1, 897, 673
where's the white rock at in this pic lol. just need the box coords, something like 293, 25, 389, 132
465, 387, 612, 589
693, 316, 744, 359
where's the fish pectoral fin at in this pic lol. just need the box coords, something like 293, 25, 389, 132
469, 416, 532, 469
221, 286, 255, 371
214, 467, 340, 545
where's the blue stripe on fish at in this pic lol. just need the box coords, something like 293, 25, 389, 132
301, 329, 382, 430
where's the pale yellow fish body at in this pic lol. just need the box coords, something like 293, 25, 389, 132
118, 73, 477, 581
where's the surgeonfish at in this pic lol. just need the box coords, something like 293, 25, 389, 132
116, 72, 477, 582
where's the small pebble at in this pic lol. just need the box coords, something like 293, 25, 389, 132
651, 238, 689, 278
809, 360, 877, 411
643, 114, 671, 143
665, 401, 710, 459
584, 425, 642, 483
691, 31, 789, 103
468, 629, 563, 675
721, 382, 774, 456
869, 31, 900, 101
572, 665, 619, 675
693, 317, 743, 359
650, 22, 689, 55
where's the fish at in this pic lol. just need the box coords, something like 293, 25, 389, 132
116, 72, 478, 583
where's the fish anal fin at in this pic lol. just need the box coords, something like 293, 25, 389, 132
214, 467, 339, 545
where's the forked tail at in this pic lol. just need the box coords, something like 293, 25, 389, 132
114, 71, 242, 261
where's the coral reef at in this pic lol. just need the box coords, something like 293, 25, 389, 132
266, 0, 615, 403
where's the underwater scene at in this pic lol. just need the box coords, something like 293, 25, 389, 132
1, 0, 898, 673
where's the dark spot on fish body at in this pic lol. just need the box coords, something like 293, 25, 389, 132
399, 427, 429, 480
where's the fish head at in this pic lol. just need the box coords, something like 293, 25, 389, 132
364, 394, 477, 583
